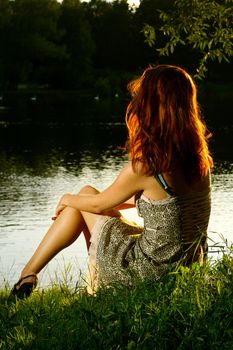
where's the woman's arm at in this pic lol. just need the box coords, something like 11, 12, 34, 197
56, 162, 144, 216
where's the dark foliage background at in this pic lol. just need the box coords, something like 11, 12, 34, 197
0, 0, 232, 95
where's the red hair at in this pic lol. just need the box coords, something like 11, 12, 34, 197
126, 65, 213, 182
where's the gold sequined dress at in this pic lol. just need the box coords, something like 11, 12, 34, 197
88, 188, 211, 292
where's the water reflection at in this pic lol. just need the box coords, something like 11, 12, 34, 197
0, 123, 232, 288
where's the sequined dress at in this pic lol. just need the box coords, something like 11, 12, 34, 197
88, 188, 211, 292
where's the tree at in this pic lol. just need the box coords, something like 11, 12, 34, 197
84, 0, 133, 70
59, 0, 95, 88
133, 0, 175, 69
0, 0, 67, 88
143, 0, 233, 79
0, 0, 13, 88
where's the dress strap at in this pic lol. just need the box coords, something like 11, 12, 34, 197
148, 157, 174, 196
154, 173, 174, 196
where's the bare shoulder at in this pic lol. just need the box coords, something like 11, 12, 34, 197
126, 160, 148, 177
115, 161, 149, 187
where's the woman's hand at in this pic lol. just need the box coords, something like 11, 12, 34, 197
52, 193, 71, 220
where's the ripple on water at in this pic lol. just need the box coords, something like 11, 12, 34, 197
0, 155, 232, 287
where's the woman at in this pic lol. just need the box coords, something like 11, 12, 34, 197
11, 64, 213, 297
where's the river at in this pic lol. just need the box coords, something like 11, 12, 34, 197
0, 99, 232, 289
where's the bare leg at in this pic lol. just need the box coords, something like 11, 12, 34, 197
21, 206, 88, 277
19, 185, 117, 280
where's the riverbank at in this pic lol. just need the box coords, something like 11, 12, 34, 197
1, 251, 232, 349
0, 81, 232, 126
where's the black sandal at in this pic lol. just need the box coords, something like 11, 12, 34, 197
10, 274, 38, 299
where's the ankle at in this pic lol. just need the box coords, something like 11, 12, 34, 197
20, 270, 37, 279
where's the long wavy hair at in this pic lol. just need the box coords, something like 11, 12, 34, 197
126, 64, 213, 182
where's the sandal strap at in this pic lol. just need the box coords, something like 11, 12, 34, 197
10, 274, 38, 299
16, 274, 37, 287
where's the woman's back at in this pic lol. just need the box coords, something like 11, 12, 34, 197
141, 166, 211, 201
136, 165, 211, 266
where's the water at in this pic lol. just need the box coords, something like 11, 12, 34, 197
0, 119, 233, 289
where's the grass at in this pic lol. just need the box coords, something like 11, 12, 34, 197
0, 251, 232, 350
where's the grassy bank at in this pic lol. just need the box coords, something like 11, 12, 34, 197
0, 252, 232, 350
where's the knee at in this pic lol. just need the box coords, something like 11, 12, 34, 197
78, 185, 99, 195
